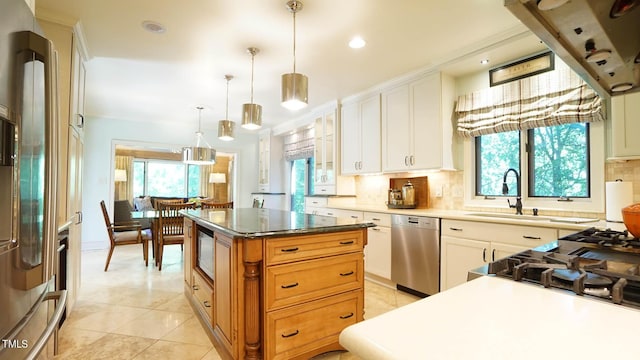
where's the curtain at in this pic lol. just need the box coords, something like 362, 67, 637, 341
456, 59, 605, 138
114, 155, 133, 203
284, 127, 315, 161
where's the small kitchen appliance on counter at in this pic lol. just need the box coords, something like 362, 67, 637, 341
482, 227, 640, 310
386, 176, 427, 209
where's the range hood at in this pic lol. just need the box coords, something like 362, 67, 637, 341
505, 0, 640, 97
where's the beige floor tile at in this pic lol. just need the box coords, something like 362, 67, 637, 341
112, 310, 193, 339
161, 317, 213, 346
55, 333, 155, 360
66, 305, 151, 333
199, 347, 224, 360
131, 340, 212, 360
153, 293, 193, 313
56, 327, 107, 357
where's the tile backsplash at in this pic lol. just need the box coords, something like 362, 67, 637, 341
354, 159, 640, 218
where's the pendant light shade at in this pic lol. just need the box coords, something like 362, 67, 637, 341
183, 106, 216, 165
281, 0, 308, 111
242, 47, 263, 130
281, 73, 308, 111
218, 75, 236, 141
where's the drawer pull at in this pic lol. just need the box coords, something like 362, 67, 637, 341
203, 300, 211, 308
371, 228, 381, 232
350, 215, 358, 219
482, 248, 486, 262
449, 227, 463, 231
340, 312, 354, 319
340, 271, 354, 277
492, 249, 496, 262
281, 330, 299, 338
522, 236, 541, 240
372, 218, 381, 221
339, 240, 354, 245
281, 247, 299, 252
192, 285, 199, 291
281, 282, 299, 289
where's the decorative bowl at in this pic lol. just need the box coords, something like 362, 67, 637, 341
622, 203, 640, 238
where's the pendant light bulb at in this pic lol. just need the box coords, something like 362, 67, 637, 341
242, 47, 263, 130
281, 0, 308, 111
218, 75, 236, 141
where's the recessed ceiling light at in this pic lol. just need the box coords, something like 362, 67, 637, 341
480, 59, 490, 65
349, 36, 366, 49
142, 20, 166, 34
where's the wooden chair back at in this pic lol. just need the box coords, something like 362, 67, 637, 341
201, 200, 234, 209
158, 202, 195, 238
99, 200, 149, 271
100, 200, 117, 247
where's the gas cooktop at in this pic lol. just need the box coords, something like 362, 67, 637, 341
486, 228, 640, 309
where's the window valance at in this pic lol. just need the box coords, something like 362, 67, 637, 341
455, 60, 605, 138
284, 127, 315, 161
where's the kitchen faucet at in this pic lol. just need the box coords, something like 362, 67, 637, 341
502, 168, 523, 215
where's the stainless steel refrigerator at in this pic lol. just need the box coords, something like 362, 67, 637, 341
1, 0, 66, 358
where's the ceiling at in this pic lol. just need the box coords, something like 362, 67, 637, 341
35, 0, 547, 133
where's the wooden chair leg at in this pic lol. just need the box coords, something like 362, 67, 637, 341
142, 238, 148, 266
158, 243, 163, 271
104, 246, 115, 271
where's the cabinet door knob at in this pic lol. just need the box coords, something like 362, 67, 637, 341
410, 155, 415, 165
404, 156, 409, 166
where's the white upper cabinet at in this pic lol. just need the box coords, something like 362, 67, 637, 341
609, 91, 640, 159
381, 72, 457, 172
313, 104, 355, 195
341, 93, 381, 175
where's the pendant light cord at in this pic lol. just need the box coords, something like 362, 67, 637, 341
225, 78, 230, 119
196, 106, 204, 147
250, 52, 255, 104
292, 7, 297, 73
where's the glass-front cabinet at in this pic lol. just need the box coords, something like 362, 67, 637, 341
314, 108, 336, 194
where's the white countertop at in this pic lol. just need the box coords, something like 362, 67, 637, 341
340, 276, 640, 360
322, 203, 628, 232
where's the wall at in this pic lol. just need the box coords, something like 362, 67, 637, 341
82, 115, 258, 250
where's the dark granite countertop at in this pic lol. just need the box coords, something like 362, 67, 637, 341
182, 208, 374, 238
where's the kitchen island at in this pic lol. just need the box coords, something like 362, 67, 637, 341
181, 208, 373, 360
339, 275, 640, 359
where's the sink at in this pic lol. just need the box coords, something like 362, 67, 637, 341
464, 212, 600, 224
465, 212, 551, 221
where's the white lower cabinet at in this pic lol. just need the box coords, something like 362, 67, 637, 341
363, 212, 391, 280
440, 219, 557, 291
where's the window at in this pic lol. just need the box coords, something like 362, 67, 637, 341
290, 158, 314, 213
474, 122, 593, 202
133, 160, 201, 197
528, 123, 589, 198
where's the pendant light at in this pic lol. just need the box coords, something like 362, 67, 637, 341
183, 106, 216, 165
281, 0, 308, 111
241, 47, 262, 130
218, 75, 235, 141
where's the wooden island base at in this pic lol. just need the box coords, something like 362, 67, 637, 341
182, 211, 368, 360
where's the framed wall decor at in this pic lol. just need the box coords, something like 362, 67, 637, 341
489, 51, 554, 87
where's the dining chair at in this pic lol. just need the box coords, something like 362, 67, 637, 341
100, 200, 149, 271
157, 202, 196, 270
201, 200, 234, 209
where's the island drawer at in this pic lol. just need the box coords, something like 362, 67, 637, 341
265, 290, 362, 360
265, 230, 364, 265
192, 271, 213, 321
266, 252, 363, 310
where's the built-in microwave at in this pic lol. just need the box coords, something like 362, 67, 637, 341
196, 225, 214, 282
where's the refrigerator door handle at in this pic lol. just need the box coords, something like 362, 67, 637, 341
5, 289, 67, 360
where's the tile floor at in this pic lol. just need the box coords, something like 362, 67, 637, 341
55, 244, 418, 359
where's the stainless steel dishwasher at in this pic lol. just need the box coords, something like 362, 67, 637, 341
391, 214, 440, 296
